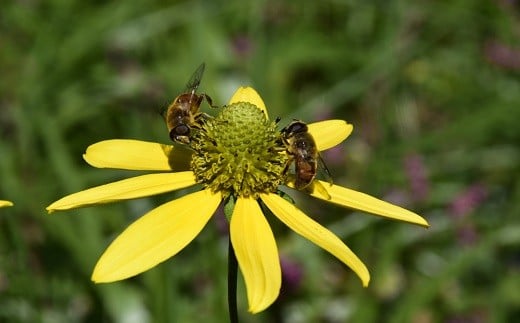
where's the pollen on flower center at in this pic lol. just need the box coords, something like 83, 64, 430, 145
190, 102, 288, 198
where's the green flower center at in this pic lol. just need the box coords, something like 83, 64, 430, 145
190, 102, 287, 199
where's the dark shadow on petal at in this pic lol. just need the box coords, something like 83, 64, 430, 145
163, 143, 192, 172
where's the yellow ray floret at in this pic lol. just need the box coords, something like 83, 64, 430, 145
310, 180, 429, 227
228, 87, 268, 119
92, 189, 222, 282
230, 197, 281, 313
0, 200, 13, 207
47, 172, 197, 212
261, 193, 370, 287
84, 139, 174, 171
308, 120, 353, 152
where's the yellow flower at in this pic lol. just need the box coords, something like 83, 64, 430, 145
47, 87, 428, 313
0, 200, 13, 207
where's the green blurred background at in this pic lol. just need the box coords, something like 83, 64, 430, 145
1, 0, 519, 322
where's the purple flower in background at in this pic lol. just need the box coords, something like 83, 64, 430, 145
494, 0, 518, 9
279, 256, 303, 298
403, 154, 429, 202
232, 35, 254, 59
484, 41, 520, 71
449, 184, 488, 246
450, 184, 488, 218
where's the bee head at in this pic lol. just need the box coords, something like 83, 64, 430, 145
170, 124, 191, 143
282, 120, 308, 138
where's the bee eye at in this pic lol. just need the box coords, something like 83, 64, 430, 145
287, 121, 307, 134
171, 125, 190, 140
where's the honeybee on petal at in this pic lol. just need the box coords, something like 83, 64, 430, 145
281, 120, 332, 191
164, 63, 216, 145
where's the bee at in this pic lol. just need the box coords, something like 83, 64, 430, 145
164, 63, 216, 144
281, 120, 332, 191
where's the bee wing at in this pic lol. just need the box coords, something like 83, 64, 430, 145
185, 63, 206, 94
317, 153, 333, 186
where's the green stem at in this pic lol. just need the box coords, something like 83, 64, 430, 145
228, 237, 239, 323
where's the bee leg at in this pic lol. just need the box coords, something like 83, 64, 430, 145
281, 153, 295, 177
281, 155, 301, 189
199, 112, 213, 120
192, 112, 213, 129
202, 93, 220, 109
282, 158, 291, 177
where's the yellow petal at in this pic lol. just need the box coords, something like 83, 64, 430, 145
261, 193, 370, 287
310, 180, 429, 227
0, 200, 13, 207
230, 197, 281, 313
228, 87, 268, 119
83, 140, 177, 171
307, 120, 353, 151
92, 189, 221, 282
46, 172, 197, 212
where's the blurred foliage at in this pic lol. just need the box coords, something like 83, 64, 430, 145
1, 0, 519, 322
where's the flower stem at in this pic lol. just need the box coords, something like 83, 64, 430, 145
228, 237, 239, 323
